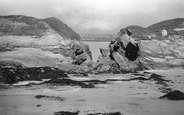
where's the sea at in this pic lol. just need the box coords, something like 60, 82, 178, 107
84, 41, 110, 62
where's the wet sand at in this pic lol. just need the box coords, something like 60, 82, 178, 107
0, 68, 184, 115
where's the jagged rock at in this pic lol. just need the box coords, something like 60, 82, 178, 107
73, 52, 92, 67
93, 56, 122, 74
95, 29, 141, 73
83, 43, 93, 60
112, 52, 139, 72
100, 47, 110, 58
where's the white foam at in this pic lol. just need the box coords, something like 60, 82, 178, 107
12, 80, 44, 86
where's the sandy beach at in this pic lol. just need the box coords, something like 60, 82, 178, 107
1, 68, 184, 115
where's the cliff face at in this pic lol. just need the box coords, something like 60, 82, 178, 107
0, 15, 92, 69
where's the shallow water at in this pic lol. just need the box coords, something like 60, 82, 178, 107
84, 41, 110, 62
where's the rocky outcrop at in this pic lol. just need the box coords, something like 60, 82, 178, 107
94, 29, 142, 73
0, 15, 92, 73
94, 28, 184, 73
140, 35, 184, 69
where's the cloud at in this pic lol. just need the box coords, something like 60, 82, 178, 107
0, 0, 184, 33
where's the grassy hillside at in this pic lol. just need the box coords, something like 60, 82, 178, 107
0, 15, 46, 37
147, 18, 184, 32
43, 17, 81, 41
120, 18, 184, 38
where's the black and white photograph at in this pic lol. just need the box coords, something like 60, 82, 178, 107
0, 0, 184, 115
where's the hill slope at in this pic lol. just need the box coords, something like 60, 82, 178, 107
43, 17, 80, 41
0, 15, 80, 41
147, 18, 184, 35
119, 25, 154, 40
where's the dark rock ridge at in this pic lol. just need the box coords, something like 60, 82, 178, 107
0, 62, 67, 84
53, 111, 121, 115
43, 78, 95, 88
106, 73, 171, 87
42, 78, 106, 88
87, 112, 122, 115
159, 90, 184, 100
0, 15, 92, 75
54, 110, 79, 115
35, 95, 65, 101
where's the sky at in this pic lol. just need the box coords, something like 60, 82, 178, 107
0, 0, 184, 34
